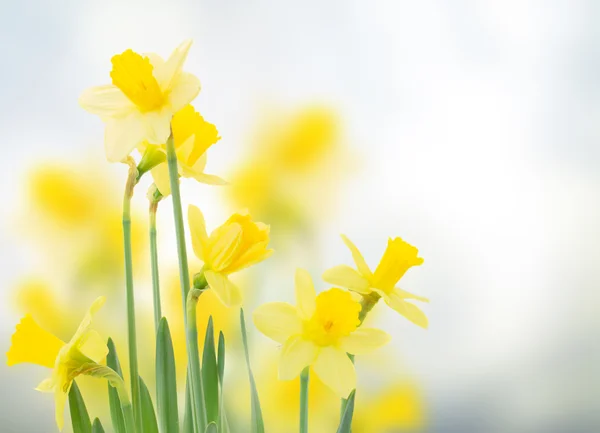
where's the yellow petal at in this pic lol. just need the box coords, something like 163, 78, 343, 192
384, 289, 428, 329
168, 72, 201, 112
339, 328, 391, 355
78, 330, 109, 363
206, 223, 243, 272
278, 336, 318, 380
160, 39, 193, 92
204, 271, 242, 307
295, 268, 316, 320
151, 162, 171, 197
226, 242, 273, 274
192, 172, 228, 186
36, 377, 55, 393
55, 384, 69, 431
341, 234, 373, 279
395, 288, 429, 303
253, 302, 302, 344
142, 110, 172, 145
104, 114, 147, 163
188, 205, 209, 261
190, 151, 208, 174
78, 84, 135, 118
6, 315, 65, 368
312, 346, 356, 398
70, 297, 106, 346
322, 265, 371, 294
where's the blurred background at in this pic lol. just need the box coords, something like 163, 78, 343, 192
1, 1, 599, 432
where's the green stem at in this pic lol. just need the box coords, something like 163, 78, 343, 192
165, 133, 206, 431
122, 158, 142, 433
149, 199, 162, 332
299, 367, 309, 433
114, 378, 136, 433
187, 288, 208, 432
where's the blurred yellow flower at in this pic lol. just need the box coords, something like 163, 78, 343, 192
142, 104, 226, 196
7, 297, 108, 430
323, 235, 429, 328
253, 269, 390, 398
188, 205, 273, 307
79, 40, 200, 162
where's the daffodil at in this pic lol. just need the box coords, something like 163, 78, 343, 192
142, 104, 226, 196
253, 269, 390, 398
79, 40, 200, 163
323, 235, 429, 328
188, 205, 273, 307
7, 297, 108, 430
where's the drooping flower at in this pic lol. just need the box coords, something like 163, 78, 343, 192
141, 104, 226, 196
79, 40, 200, 163
7, 297, 108, 430
323, 235, 429, 328
188, 205, 273, 307
253, 269, 390, 398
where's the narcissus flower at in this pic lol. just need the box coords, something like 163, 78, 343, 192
7, 297, 108, 430
188, 205, 273, 307
253, 269, 390, 398
323, 235, 429, 328
79, 40, 200, 163
142, 104, 226, 196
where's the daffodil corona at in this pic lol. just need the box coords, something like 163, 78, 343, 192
323, 235, 429, 328
143, 104, 226, 196
253, 269, 390, 398
7, 297, 108, 430
79, 40, 201, 163
188, 205, 273, 307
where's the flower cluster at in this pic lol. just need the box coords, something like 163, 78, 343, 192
6, 39, 428, 433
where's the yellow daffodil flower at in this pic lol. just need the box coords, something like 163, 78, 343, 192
7, 297, 108, 430
142, 104, 226, 196
188, 205, 273, 307
79, 40, 200, 163
253, 269, 390, 398
323, 235, 429, 328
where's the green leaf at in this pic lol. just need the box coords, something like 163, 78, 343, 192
156, 317, 179, 433
92, 418, 105, 433
217, 331, 230, 433
107, 338, 126, 433
205, 422, 218, 433
203, 316, 219, 424
139, 376, 159, 433
183, 372, 194, 433
69, 380, 92, 433
336, 390, 356, 433
240, 308, 265, 433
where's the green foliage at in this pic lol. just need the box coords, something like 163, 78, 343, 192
240, 308, 265, 433
156, 317, 179, 433
203, 316, 219, 424
92, 418, 105, 433
69, 380, 92, 433
107, 338, 126, 433
139, 376, 159, 433
336, 390, 356, 433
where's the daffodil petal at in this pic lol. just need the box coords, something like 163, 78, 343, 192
6, 315, 65, 368
35, 377, 55, 393
322, 265, 371, 294
295, 268, 316, 320
160, 39, 193, 92
192, 172, 228, 186
278, 336, 318, 380
71, 296, 106, 345
142, 110, 172, 145
312, 346, 356, 398
169, 72, 201, 112
253, 302, 302, 344
204, 271, 242, 307
79, 84, 135, 118
104, 114, 147, 163
207, 223, 243, 272
151, 162, 172, 196
341, 234, 373, 279
373, 238, 424, 291
339, 328, 391, 355
78, 330, 109, 363
395, 288, 429, 303
188, 205, 209, 261
384, 289, 428, 329
55, 385, 69, 431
